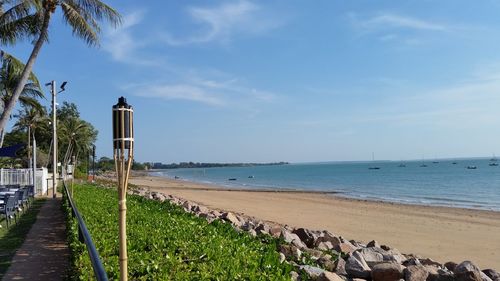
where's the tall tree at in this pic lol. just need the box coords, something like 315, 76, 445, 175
0, 51, 44, 146
0, 0, 121, 133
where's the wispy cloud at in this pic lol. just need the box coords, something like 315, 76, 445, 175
102, 10, 160, 65
348, 12, 450, 45
130, 83, 226, 106
162, 0, 283, 45
361, 14, 448, 31
122, 72, 277, 108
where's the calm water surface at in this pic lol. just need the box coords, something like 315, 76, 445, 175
152, 159, 500, 211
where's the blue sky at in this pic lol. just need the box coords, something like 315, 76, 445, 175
6, 0, 500, 163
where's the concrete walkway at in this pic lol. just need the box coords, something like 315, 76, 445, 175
3, 197, 69, 281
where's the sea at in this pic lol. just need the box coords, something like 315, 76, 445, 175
151, 159, 500, 212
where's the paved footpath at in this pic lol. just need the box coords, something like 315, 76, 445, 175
3, 197, 69, 281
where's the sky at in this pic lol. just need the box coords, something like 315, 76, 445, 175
6, 0, 500, 163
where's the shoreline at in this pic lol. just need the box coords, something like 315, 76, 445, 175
129, 173, 500, 269
148, 172, 500, 213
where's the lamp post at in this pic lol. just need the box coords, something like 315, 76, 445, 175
46, 80, 67, 198
113, 97, 134, 281
92, 144, 96, 181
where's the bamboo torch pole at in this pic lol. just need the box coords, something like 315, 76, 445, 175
113, 97, 134, 281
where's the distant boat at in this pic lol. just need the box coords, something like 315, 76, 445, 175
398, 163, 406, 167
489, 163, 499, 167
490, 154, 498, 162
452, 162, 457, 165
228, 178, 237, 181
467, 166, 477, 170
248, 175, 254, 178
174, 176, 180, 179
420, 164, 428, 167
432, 161, 439, 164
369, 152, 380, 170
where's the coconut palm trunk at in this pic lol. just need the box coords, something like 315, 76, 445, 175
0, 7, 51, 133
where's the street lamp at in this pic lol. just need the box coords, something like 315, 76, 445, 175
45, 80, 67, 198
113, 97, 134, 281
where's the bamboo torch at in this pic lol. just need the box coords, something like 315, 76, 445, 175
113, 97, 134, 281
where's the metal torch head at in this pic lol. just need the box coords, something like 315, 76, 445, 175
112, 97, 134, 151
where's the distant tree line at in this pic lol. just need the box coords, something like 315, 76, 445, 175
93, 159, 289, 172
149, 162, 289, 170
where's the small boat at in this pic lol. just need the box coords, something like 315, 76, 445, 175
467, 166, 477, 169
369, 152, 381, 170
490, 154, 498, 162
248, 175, 254, 178
398, 164, 406, 167
432, 161, 439, 164
228, 178, 237, 181
489, 163, 499, 167
420, 164, 428, 167
174, 176, 180, 179
452, 162, 457, 165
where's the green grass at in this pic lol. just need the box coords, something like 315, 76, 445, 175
65, 184, 294, 280
0, 199, 46, 278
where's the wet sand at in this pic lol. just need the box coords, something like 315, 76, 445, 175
129, 174, 500, 269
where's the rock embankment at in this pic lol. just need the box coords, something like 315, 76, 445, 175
128, 187, 499, 281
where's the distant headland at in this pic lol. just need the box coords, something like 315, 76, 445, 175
149, 161, 289, 169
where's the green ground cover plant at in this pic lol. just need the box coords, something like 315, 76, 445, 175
0, 199, 45, 277
65, 183, 293, 280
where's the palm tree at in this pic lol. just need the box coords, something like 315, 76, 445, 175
13, 106, 46, 163
59, 117, 96, 170
0, 51, 44, 147
0, 0, 121, 133
0, 0, 41, 46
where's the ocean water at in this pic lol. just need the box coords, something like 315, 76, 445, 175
151, 159, 500, 211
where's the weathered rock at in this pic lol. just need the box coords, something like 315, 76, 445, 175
404, 258, 422, 267
269, 225, 283, 238
290, 271, 300, 281
255, 222, 270, 233
315, 231, 341, 248
404, 265, 429, 281
248, 229, 257, 237
367, 240, 381, 248
454, 261, 483, 281
301, 265, 326, 279
335, 241, 357, 254
241, 220, 255, 231
318, 271, 344, 281
420, 258, 442, 267
182, 201, 192, 211
346, 251, 371, 279
432, 269, 455, 281
303, 248, 324, 259
371, 262, 403, 281
317, 241, 334, 251
317, 255, 336, 271
293, 228, 317, 248
335, 257, 347, 276
444, 262, 457, 272
483, 269, 500, 281
279, 253, 286, 263
281, 229, 307, 249
221, 212, 241, 227
480, 272, 494, 281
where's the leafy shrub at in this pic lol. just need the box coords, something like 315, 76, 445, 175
65, 184, 293, 280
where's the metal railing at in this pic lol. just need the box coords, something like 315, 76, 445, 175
63, 181, 108, 281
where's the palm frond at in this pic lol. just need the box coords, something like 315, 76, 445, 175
0, 0, 41, 45
61, 1, 99, 46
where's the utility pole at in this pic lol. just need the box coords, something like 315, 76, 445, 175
46, 80, 67, 198
51, 80, 57, 198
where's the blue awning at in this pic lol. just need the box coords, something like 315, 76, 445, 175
0, 143, 25, 157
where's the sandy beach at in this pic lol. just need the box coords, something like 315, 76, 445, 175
129, 174, 500, 269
